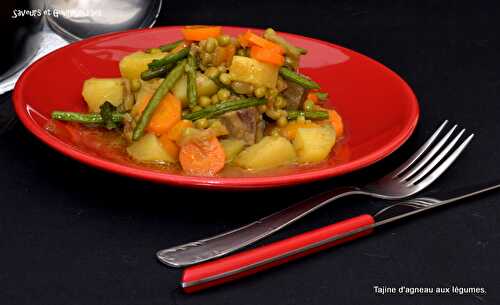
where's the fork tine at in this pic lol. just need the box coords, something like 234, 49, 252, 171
407, 128, 465, 184
392, 120, 448, 177
411, 133, 474, 189
410, 199, 435, 207
398, 124, 458, 181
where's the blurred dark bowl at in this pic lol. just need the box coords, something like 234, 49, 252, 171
0, 0, 43, 76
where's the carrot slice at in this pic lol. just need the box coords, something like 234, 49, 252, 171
159, 134, 180, 160
213, 44, 237, 66
182, 26, 221, 41
223, 44, 236, 64
146, 93, 181, 135
179, 136, 225, 176
250, 46, 284, 66
279, 121, 319, 140
241, 31, 284, 54
166, 120, 194, 142
238, 34, 250, 47
328, 109, 344, 138
306, 92, 319, 104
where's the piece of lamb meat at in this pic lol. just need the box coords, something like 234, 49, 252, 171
220, 107, 264, 145
282, 80, 308, 110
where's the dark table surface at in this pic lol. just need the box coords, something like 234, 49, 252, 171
2, 1, 500, 304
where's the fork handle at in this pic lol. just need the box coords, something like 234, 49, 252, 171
157, 187, 362, 267
181, 214, 374, 293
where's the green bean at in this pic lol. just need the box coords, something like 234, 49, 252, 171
186, 54, 198, 108
183, 98, 267, 121
263, 28, 307, 57
287, 110, 329, 120
145, 40, 183, 53
158, 40, 183, 52
148, 47, 189, 70
279, 67, 320, 89
51, 111, 125, 124
140, 63, 173, 80
316, 92, 329, 101
133, 60, 187, 140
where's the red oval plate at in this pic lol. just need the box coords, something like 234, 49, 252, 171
13, 26, 418, 190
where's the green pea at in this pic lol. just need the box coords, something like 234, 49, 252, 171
194, 118, 209, 129
236, 48, 247, 56
274, 96, 287, 109
205, 37, 218, 53
211, 94, 220, 104
219, 73, 232, 85
276, 77, 288, 92
201, 52, 213, 66
217, 35, 231, 46
199, 40, 207, 50
303, 99, 315, 112
232, 81, 254, 95
217, 88, 231, 101
198, 96, 212, 107
266, 88, 278, 100
254, 86, 267, 98
257, 104, 267, 113
205, 67, 219, 79
277, 116, 288, 127
265, 109, 281, 120
130, 79, 141, 92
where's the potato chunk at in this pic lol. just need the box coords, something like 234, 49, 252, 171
235, 136, 296, 170
172, 73, 219, 105
119, 51, 167, 81
82, 78, 127, 113
293, 126, 336, 163
220, 139, 246, 163
229, 56, 279, 88
126, 133, 176, 163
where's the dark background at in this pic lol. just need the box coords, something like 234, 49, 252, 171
1, 1, 500, 304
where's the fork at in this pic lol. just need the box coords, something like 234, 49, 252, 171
157, 120, 474, 267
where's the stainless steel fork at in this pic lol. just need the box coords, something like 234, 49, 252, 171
158, 121, 474, 267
